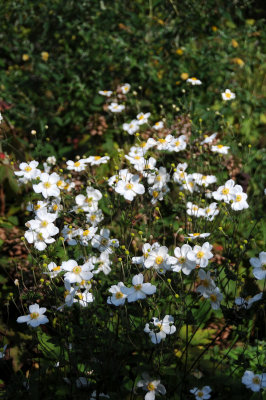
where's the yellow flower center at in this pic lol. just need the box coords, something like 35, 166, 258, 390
138, 115, 144, 120
192, 206, 198, 211
126, 183, 133, 190
158, 138, 166, 143
74, 161, 81, 167
94, 156, 101, 160
83, 230, 90, 236
210, 294, 217, 302
155, 256, 163, 265
178, 257, 186, 264
73, 266, 82, 274
197, 392, 204, 398
222, 188, 229, 195
236, 195, 242, 202
155, 122, 160, 126
30, 312, 39, 319
202, 279, 210, 287
41, 220, 48, 227
134, 156, 141, 160
191, 77, 197, 80
90, 215, 96, 221
115, 291, 124, 299
252, 376, 261, 385
180, 172, 185, 178
147, 382, 156, 391
197, 251, 205, 259
57, 180, 63, 187
53, 204, 58, 211
34, 204, 41, 210
140, 142, 146, 148
175, 141, 180, 146
217, 144, 224, 149
153, 191, 159, 198
225, 92, 231, 98
52, 266, 61, 271
25, 166, 32, 172
43, 182, 51, 189
101, 238, 108, 246
134, 284, 142, 291
64, 290, 70, 298
206, 208, 211, 214
193, 233, 200, 236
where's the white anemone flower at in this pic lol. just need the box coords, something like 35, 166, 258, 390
152, 121, 164, 130
98, 90, 112, 97
209, 287, 223, 310
33, 172, 60, 198
211, 144, 230, 154
14, 161, 41, 183
115, 175, 145, 201
144, 315, 176, 344
123, 119, 139, 135
108, 102, 125, 112
187, 242, 213, 268
62, 260, 93, 284
241, 370, 266, 392
187, 77, 202, 85
235, 292, 263, 309
137, 373, 166, 400
250, 252, 266, 280
212, 179, 236, 203
196, 270, 216, 298
66, 159, 87, 172
17, 304, 49, 328
121, 83, 131, 94
190, 386, 212, 399
107, 282, 127, 306
231, 187, 249, 211
91, 228, 119, 253
184, 233, 210, 240
200, 133, 217, 145
85, 155, 110, 165
136, 112, 151, 125
173, 244, 196, 275
121, 273, 156, 302
221, 89, 235, 101
144, 245, 177, 272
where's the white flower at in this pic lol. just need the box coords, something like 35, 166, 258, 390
137, 373, 166, 400
121, 273, 156, 302
190, 386, 212, 399
33, 172, 60, 198
212, 179, 236, 203
231, 187, 249, 211
173, 244, 196, 275
91, 228, 119, 253
204, 203, 219, 221
148, 185, 170, 205
75, 187, 102, 212
242, 370, 266, 392
90, 391, 110, 399
250, 251, 266, 280
185, 233, 210, 240
86, 209, 104, 226
156, 135, 173, 151
75, 290, 94, 307
152, 121, 164, 130
181, 175, 199, 193
98, 90, 112, 97
46, 156, 56, 165
17, 304, 49, 328
235, 292, 263, 309
74, 226, 98, 245
186, 202, 205, 218
147, 167, 170, 189
209, 287, 223, 310
192, 173, 217, 187
107, 282, 127, 306
144, 315, 176, 344
24, 229, 55, 251
85, 155, 110, 165
132, 242, 160, 267
62, 260, 93, 284
46, 262, 62, 278
115, 175, 145, 201
169, 135, 187, 152
66, 159, 87, 172
173, 163, 188, 184
200, 133, 217, 145
187, 77, 202, 85
90, 251, 111, 275
63, 280, 78, 307
108, 102, 125, 112
211, 144, 230, 154
222, 89, 235, 101
144, 245, 177, 272
14, 161, 41, 183
187, 242, 213, 268
196, 270, 216, 298
26, 208, 58, 239
121, 83, 131, 94
123, 119, 139, 135
136, 112, 151, 125
108, 168, 133, 188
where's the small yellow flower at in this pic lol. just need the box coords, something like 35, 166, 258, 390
231, 39, 238, 48
41, 51, 49, 62
231, 57, 245, 67
22, 54, 29, 61
176, 48, 183, 55
181, 72, 189, 80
